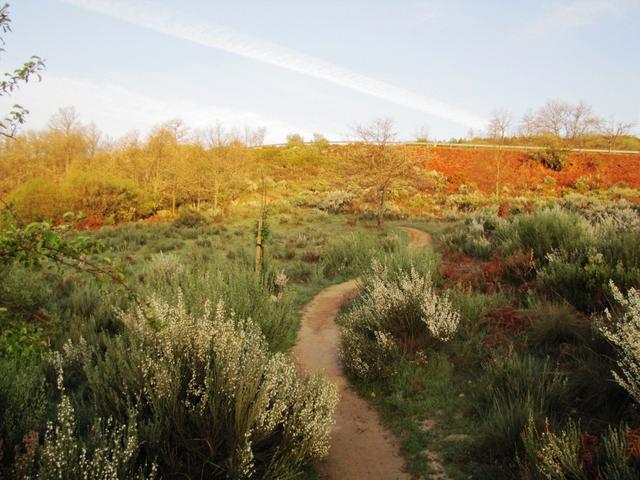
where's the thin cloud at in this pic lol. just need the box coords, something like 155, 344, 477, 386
0, 75, 298, 141
526, 0, 628, 34
62, 0, 486, 130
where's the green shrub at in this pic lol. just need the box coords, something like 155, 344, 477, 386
63, 171, 154, 222
78, 297, 337, 479
4, 177, 67, 222
495, 208, 590, 264
173, 207, 207, 228
0, 358, 47, 476
528, 148, 568, 171
341, 259, 458, 381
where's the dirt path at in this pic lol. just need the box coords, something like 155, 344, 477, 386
292, 226, 431, 480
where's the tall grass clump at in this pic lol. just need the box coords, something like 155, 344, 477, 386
75, 296, 338, 479
472, 353, 568, 461
341, 258, 459, 381
495, 207, 590, 263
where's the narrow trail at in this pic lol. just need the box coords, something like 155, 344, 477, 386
292, 226, 432, 480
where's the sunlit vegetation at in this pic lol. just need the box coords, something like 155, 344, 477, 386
1, 3, 640, 476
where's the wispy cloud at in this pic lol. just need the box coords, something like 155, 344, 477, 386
527, 0, 628, 34
0, 75, 298, 140
62, 0, 486, 129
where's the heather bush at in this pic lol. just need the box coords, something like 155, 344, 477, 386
78, 296, 337, 479
443, 209, 503, 260
495, 208, 590, 264
520, 418, 639, 479
341, 260, 459, 381
528, 147, 568, 171
317, 190, 355, 213
0, 358, 47, 476
598, 282, 640, 405
540, 229, 640, 312
173, 207, 208, 228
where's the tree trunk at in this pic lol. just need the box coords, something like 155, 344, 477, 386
213, 179, 219, 215
377, 188, 385, 228
255, 214, 263, 281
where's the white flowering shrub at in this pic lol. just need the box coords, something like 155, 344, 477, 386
317, 190, 355, 213
341, 261, 460, 381
81, 296, 338, 479
35, 356, 154, 480
598, 281, 640, 405
520, 416, 638, 479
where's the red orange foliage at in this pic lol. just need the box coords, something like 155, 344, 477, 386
407, 146, 640, 194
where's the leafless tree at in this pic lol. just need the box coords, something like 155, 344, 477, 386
535, 99, 570, 137
522, 99, 602, 144
200, 120, 230, 148
487, 109, 513, 141
414, 125, 430, 143
519, 109, 537, 137
600, 117, 635, 152
83, 122, 102, 159
487, 109, 513, 199
243, 125, 266, 147
566, 100, 601, 142
347, 117, 424, 228
48, 106, 81, 135
161, 118, 190, 143
353, 117, 397, 145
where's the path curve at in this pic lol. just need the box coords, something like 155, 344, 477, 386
292, 226, 431, 480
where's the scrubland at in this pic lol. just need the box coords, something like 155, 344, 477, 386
2, 127, 640, 478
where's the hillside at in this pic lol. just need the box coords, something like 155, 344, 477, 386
416, 146, 640, 194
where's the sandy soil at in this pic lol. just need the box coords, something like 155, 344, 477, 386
292, 227, 432, 480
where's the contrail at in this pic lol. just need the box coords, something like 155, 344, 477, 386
63, 0, 486, 129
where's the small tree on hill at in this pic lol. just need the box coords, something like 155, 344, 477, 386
347, 117, 425, 228
600, 117, 634, 152
487, 109, 512, 199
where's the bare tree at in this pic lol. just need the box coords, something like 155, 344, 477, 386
347, 117, 424, 228
600, 117, 634, 152
243, 125, 266, 147
535, 99, 571, 137
203, 120, 229, 147
353, 117, 397, 145
566, 100, 601, 143
519, 109, 537, 137
83, 122, 102, 159
48, 106, 80, 135
414, 125, 430, 143
487, 109, 513, 198
526, 99, 601, 145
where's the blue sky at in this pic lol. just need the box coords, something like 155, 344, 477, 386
1, 0, 638, 142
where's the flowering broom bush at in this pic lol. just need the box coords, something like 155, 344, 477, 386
341, 261, 460, 381
75, 294, 338, 479
599, 281, 640, 405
